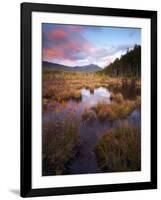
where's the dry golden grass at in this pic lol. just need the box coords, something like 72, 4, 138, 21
82, 108, 96, 123
42, 70, 124, 104
93, 99, 136, 121
43, 70, 141, 106
110, 93, 124, 103
42, 112, 80, 175
95, 122, 141, 172
43, 69, 141, 119
42, 70, 141, 175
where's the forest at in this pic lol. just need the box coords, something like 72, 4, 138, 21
101, 44, 141, 77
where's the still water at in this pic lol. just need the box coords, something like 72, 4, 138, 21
43, 87, 141, 175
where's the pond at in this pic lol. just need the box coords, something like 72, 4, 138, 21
43, 86, 141, 175
81, 87, 111, 107
43, 87, 111, 123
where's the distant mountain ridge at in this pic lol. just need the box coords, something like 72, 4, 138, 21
43, 61, 101, 72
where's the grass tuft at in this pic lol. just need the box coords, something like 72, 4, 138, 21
93, 99, 135, 121
94, 122, 141, 172
82, 109, 96, 123
110, 93, 124, 103
42, 113, 80, 175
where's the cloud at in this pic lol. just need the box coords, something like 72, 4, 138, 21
79, 44, 134, 67
115, 44, 134, 52
48, 29, 68, 40
42, 25, 93, 63
43, 48, 63, 60
42, 24, 136, 68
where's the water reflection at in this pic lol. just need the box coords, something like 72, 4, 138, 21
81, 87, 111, 107
43, 86, 141, 175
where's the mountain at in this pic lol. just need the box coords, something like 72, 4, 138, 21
43, 61, 70, 71
72, 64, 101, 72
101, 44, 141, 77
43, 61, 101, 72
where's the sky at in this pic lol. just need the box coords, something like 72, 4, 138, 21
42, 23, 141, 68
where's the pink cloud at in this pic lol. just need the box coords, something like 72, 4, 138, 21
48, 29, 68, 40
43, 27, 93, 62
43, 48, 63, 59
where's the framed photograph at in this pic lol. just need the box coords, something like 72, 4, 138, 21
21, 2, 157, 197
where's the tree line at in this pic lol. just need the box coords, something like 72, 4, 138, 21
102, 44, 141, 78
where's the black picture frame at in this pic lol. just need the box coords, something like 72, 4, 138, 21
21, 2, 157, 197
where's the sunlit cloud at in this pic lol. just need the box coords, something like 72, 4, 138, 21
42, 24, 141, 68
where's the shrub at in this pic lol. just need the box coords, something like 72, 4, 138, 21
94, 122, 141, 172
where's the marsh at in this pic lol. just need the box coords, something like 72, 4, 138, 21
42, 71, 141, 175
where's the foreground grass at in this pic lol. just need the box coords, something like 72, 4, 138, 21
81, 108, 96, 123
94, 122, 141, 172
42, 112, 80, 175
42, 69, 141, 174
